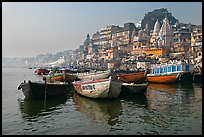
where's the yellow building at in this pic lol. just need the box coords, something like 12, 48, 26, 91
145, 47, 169, 57
132, 47, 169, 58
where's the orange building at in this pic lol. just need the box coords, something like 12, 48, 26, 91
132, 47, 169, 58
145, 47, 169, 57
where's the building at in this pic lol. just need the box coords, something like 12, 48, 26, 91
137, 61, 151, 69
173, 27, 191, 53
91, 25, 119, 46
150, 19, 161, 47
112, 22, 136, 46
158, 16, 174, 47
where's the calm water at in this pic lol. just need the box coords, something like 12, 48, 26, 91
2, 68, 202, 135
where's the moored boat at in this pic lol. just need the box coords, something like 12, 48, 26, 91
147, 63, 194, 83
147, 74, 179, 83
35, 68, 50, 75
18, 80, 73, 99
46, 69, 78, 83
122, 82, 149, 94
72, 76, 122, 99
76, 69, 111, 80
116, 71, 147, 84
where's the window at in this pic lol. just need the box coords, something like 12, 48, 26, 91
168, 66, 171, 72
172, 66, 176, 72
185, 65, 189, 71
157, 68, 160, 74
164, 67, 167, 73
160, 68, 163, 73
177, 65, 181, 71
154, 68, 157, 74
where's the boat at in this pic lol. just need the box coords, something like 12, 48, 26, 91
35, 68, 50, 75
72, 76, 122, 99
76, 69, 111, 80
147, 63, 194, 83
17, 80, 73, 99
115, 71, 147, 83
46, 69, 78, 83
121, 82, 149, 94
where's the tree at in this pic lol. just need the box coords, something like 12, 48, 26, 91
141, 8, 179, 35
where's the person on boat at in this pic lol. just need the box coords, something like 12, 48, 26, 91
48, 70, 56, 76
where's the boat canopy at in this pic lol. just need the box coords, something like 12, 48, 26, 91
150, 64, 194, 75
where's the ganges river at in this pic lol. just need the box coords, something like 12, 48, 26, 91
2, 68, 202, 135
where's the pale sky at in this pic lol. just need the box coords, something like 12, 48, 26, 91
2, 2, 202, 58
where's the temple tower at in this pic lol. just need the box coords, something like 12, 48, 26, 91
158, 16, 173, 47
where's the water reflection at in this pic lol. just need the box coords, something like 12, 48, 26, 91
18, 94, 71, 120
73, 94, 122, 127
147, 83, 177, 93
146, 83, 194, 111
192, 83, 202, 103
136, 83, 202, 134
120, 92, 148, 107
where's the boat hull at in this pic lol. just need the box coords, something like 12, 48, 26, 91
147, 74, 178, 83
18, 81, 72, 99
47, 73, 78, 83
72, 77, 122, 98
122, 83, 148, 94
76, 70, 111, 80
176, 71, 193, 83
35, 68, 50, 75
116, 71, 146, 83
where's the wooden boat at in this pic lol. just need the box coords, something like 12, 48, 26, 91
116, 71, 146, 83
147, 74, 179, 83
35, 68, 50, 75
76, 69, 111, 80
122, 82, 149, 94
46, 69, 78, 83
147, 63, 194, 83
72, 76, 122, 99
17, 80, 73, 99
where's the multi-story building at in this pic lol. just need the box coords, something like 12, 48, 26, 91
191, 27, 202, 60
132, 23, 149, 55
91, 25, 119, 46
173, 27, 191, 53
112, 22, 136, 46
191, 27, 202, 47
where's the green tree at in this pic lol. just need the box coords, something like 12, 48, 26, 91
141, 8, 179, 35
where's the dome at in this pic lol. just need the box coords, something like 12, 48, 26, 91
152, 19, 161, 35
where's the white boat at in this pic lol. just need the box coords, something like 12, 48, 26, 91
76, 69, 111, 80
72, 76, 122, 99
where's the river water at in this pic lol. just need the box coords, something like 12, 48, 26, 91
2, 68, 202, 135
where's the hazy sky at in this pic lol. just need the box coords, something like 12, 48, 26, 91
2, 2, 202, 58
